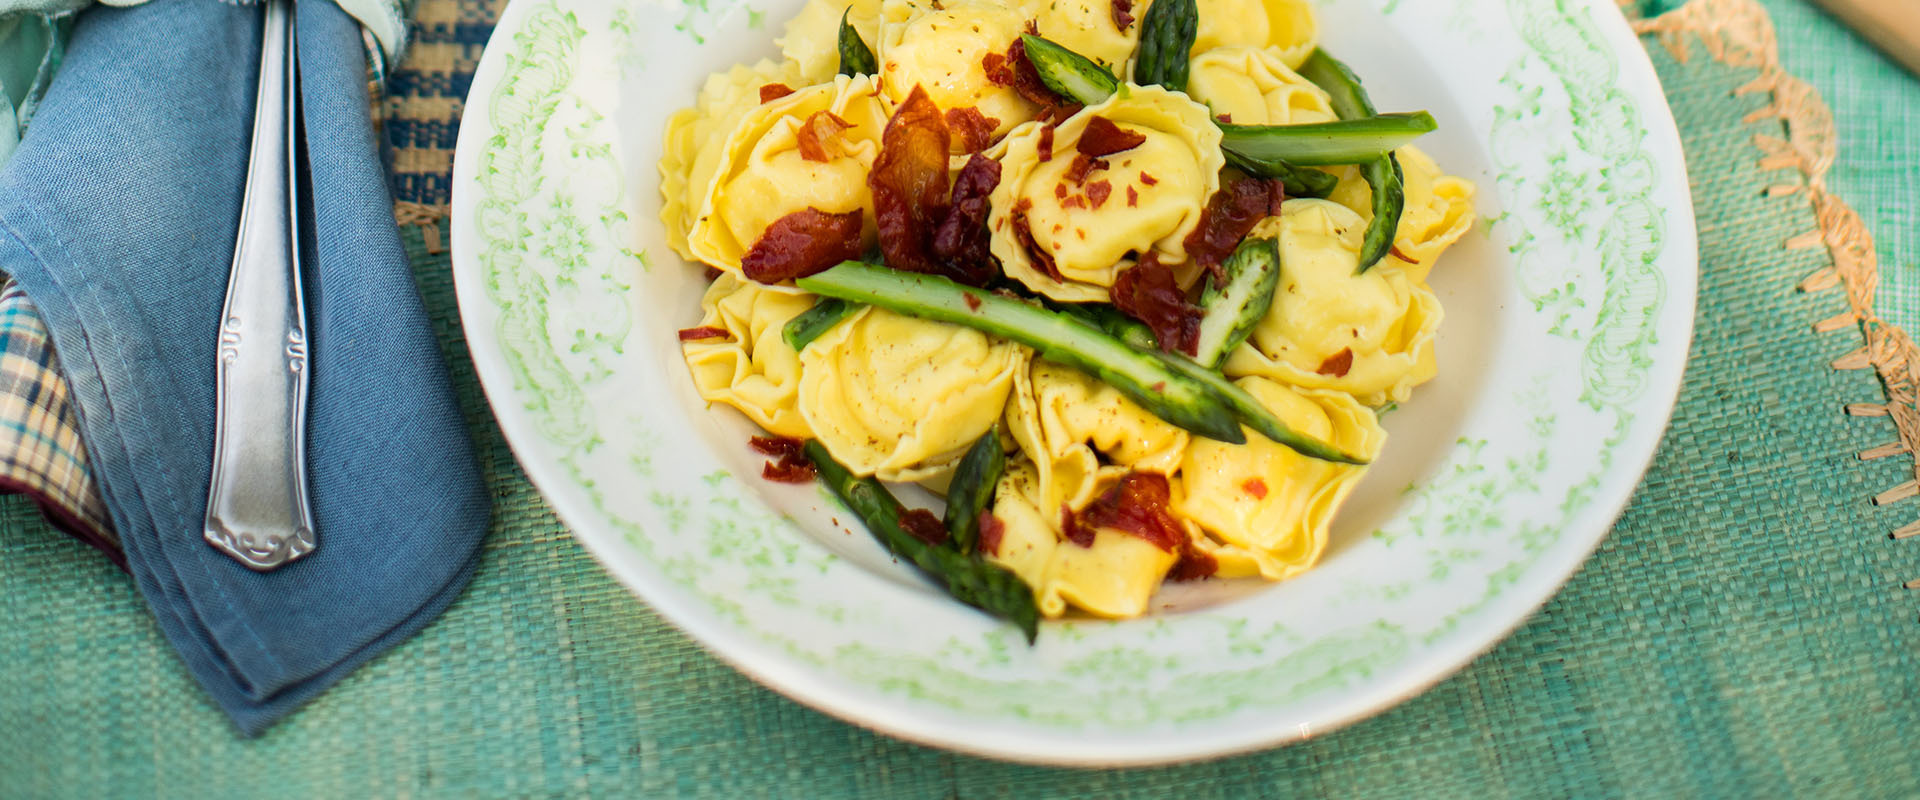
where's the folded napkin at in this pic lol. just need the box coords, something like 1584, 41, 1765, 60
0, 0, 489, 735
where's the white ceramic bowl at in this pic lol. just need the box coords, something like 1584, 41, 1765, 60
450, 0, 1696, 765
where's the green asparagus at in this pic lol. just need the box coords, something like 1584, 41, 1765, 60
837, 9, 877, 77
1192, 237, 1281, 370
1216, 112, 1436, 166
942, 430, 1006, 555
1133, 0, 1197, 90
782, 297, 863, 351
1020, 35, 1118, 106
1298, 48, 1406, 271
1222, 149, 1339, 198
805, 441, 1040, 642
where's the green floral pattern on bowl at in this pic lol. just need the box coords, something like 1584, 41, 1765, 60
449, 0, 1697, 766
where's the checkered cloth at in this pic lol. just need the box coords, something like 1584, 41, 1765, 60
0, 279, 114, 561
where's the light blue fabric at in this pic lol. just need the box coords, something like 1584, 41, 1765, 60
0, 14, 69, 165
0, 0, 488, 735
0, 0, 409, 63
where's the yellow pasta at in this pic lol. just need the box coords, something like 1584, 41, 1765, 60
1017, 0, 1144, 75
777, 0, 883, 84
879, 0, 1036, 144
680, 273, 819, 438
683, 73, 892, 274
1328, 145, 1478, 283
1176, 377, 1385, 580
659, 59, 807, 260
1003, 360, 1190, 518
988, 86, 1224, 302
987, 461, 1180, 618
799, 308, 1027, 482
1191, 0, 1317, 68
1225, 199, 1443, 406
1185, 45, 1337, 126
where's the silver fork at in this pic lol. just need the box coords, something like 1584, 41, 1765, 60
204, 0, 315, 571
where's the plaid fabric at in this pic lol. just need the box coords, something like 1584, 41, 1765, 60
0, 279, 114, 562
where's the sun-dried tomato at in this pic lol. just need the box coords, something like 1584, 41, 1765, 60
741, 208, 865, 284
1060, 505, 1094, 548
1064, 153, 1108, 184
868, 86, 952, 276
759, 83, 795, 103
763, 460, 817, 483
1010, 199, 1065, 282
795, 111, 853, 163
1168, 538, 1218, 581
946, 106, 1001, 154
1077, 117, 1146, 158
677, 326, 730, 341
1072, 473, 1186, 552
749, 435, 806, 459
930, 153, 1002, 285
977, 510, 1006, 556
754, 435, 816, 483
1184, 176, 1283, 284
1037, 125, 1056, 162
1086, 180, 1113, 209
1111, 253, 1202, 356
1316, 348, 1354, 377
1241, 477, 1269, 499
1110, 0, 1135, 30
900, 508, 950, 546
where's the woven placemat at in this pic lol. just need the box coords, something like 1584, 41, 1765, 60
4, 0, 1920, 795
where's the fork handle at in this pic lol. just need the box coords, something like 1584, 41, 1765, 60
204, 0, 315, 571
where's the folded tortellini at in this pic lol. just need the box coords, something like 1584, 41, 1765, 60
1185, 45, 1337, 126
988, 86, 1224, 302
1176, 377, 1384, 580
678, 73, 892, 274
1224, 199, 1442, 406
986, 460, 1181, 619
1016, 0, 1144, 75
681, 273, 818, 438
777, 0, 883, 84
1191, 0, 1318, 68
659, 59, 807, 260
879, 0, 1037, 144
1328, 145, 1477, 283
1004, 360, 1190, 518
799, 308, 1028, 482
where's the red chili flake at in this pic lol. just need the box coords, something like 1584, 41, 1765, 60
1086, 181, 1113, 209
1183, 176, 1284, 285
1126, 185, 1139, 207
677, 326, 730, 341
1110, 253, 1202, 356
1061, 195, 1086, 210
763, 459, 817, 483
868, 85, 953, 276
795, 111, 854, 163
759, 83, 795, 103
1241, 478, 1269, 499
1037, 125, 1056, 162
1110, 0, 1135, 31
982, 52, 1010, 85
1316, 348, 1354, 378
1061, 505, 1094, 548
899, 508, 951, 546
1077, 117, 1146, 158
1139, 172, 1158, 186
1011, 199, 1065, 282
1074, 472, 1185, 552
740, 208, 866, 283
929, 152, 1002, 284
1064, 153, 1108, 184
1151, 381, 1166, 393
749, 435, 806, 459
964, 293, 982, 311
977, 511, 1006, 556
1054, 183, 1069, 199
1390, 244, 1422, 265
1168, 538, 1218, 581
946, 106, 1001, 154
1215, 113, 1233, 124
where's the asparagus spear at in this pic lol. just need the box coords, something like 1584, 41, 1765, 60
1020, 35, 1119, 105
796, 262, 1247, 444
782, 297, 863, 351
1215, 113, 1436, 166
942, 430, 1005, 555
1192, 237, 1281, 370
1133, 0, 1197, 90
1223, 149, 1339, 198
805, 440, 1040, 642
837, 9, 877, 77
1298, 48, 1405, 272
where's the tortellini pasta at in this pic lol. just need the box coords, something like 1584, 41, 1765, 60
879, 0, 1037, 144
1176, 378, 1385, 580
777, 0, 883, 84
988, 87, 1224, 302
1191, 0, 1318, 68
986, 461, 1180, 618
1185, 45, 1337, 126
1329, 145, 1478, 283
1224, 199, 1443, 406
659, 58, 806, 260
1016, 0, 1144, 74
1004, 360, 1190, 518
799, 308, 1028, 482
681, 74, 892, 273
681, 273, 818, 438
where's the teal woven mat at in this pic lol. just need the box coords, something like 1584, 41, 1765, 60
6, 4, 1920, 797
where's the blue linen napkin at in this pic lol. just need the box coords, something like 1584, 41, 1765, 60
0, 0, 489, 734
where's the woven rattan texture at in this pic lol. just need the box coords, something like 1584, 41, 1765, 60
5, 6, 1920, 797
